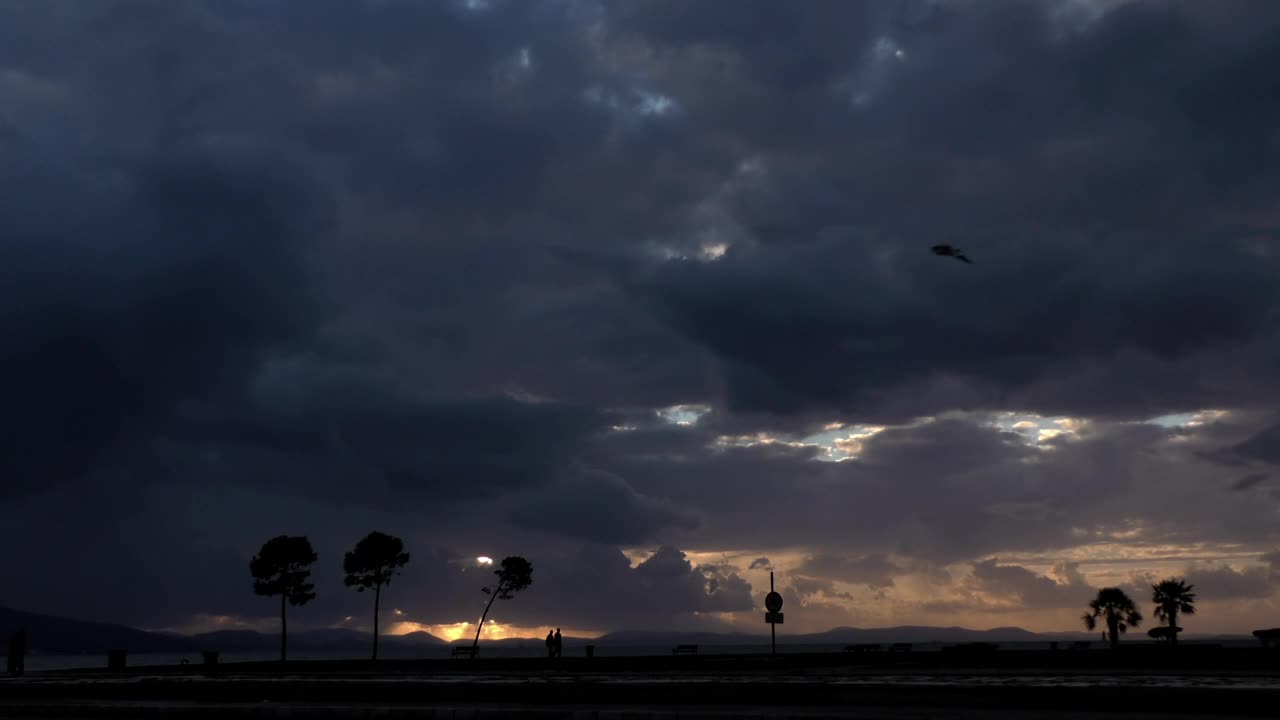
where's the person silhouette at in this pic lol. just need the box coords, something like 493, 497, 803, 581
553, 628, 562, 658
545, 630, 555, 658
7, 630, 25, 677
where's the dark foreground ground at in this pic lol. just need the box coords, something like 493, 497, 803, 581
2, 648, 1278, 718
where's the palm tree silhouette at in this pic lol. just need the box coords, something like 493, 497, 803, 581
1082, 587, 1142, 650
1151, 578, 1196, 647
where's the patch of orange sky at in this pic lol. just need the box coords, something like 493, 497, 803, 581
619, 541, 1280, 635
385, 620, 599, 642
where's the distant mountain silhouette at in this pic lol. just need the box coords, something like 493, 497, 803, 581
0, 606, 193, 654
391, 631, 450, 647
0, 606, 1250, 656
592, 630, 761, 646
0, 606, 444, 654
183, 627, 446, 653
801, 625, 1045, 643
592, 627, 1047, 646
593, 626, 1247, 646
453, 634, 597, 647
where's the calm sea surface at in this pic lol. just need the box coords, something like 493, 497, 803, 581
12, 645, 782, 671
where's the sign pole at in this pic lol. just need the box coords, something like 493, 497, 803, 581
764, 571, 783, 657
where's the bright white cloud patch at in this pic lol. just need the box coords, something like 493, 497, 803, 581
658, 404, 710, 426
991, 412, 1089, 447
1148, 410, 1228, 428
636, 90, 676, 116
803, 425, 886, 460
584, 86, 680, 123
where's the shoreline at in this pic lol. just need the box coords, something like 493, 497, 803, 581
20, 645, 1280, 675
3, 651, 1279, 717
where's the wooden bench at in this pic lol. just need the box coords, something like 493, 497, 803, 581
451, 646, 478, 658
889, 643, 913, 652
672, 644, 699, 656
844, 643, 882, 653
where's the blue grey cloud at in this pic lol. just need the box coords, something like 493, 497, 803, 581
3, 0, 1280, 631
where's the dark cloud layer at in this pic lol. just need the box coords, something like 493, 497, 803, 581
1, 141, 327, 498
508, 466, 700, 545
3, 0, 1280, 633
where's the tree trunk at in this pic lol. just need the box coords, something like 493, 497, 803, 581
472, 581, 504, 651
372, 583, 381, 661
1168, 609, 1178, 647
280, 593, 288, 663
1107, 617, 1119, 650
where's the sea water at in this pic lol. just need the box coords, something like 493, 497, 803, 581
3, 639, 1259, 672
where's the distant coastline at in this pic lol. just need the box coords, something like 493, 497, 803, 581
1, 605, 1258, 660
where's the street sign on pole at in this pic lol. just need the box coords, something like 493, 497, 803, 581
765, 572, 784, 655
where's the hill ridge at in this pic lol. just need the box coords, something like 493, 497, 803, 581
0, 606, 1251, 654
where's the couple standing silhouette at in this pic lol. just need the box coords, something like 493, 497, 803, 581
544, 628, 562, 658
7, 631, 25, 677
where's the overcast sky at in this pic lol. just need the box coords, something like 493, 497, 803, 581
3, 0, 1280, 640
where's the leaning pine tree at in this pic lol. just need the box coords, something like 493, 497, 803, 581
471, 556, 534, 654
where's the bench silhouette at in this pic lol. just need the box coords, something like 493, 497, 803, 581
672, 644, 699, 656
1253, 628, 1280, 648
451, 646, 478, 658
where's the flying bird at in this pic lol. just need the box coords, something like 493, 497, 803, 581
931, 244, 973, 264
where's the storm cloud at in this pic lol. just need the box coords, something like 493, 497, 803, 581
2, 0, 1279, 636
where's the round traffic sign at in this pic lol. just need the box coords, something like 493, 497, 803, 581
765, 591, 783, 613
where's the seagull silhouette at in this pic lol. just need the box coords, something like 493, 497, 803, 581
930, 244, 973, 264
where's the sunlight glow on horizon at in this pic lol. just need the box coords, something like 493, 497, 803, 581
164, 537, 1276, 639
386, 620, 599, 642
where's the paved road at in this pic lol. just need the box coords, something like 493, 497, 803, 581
0, 702, 1268, 720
